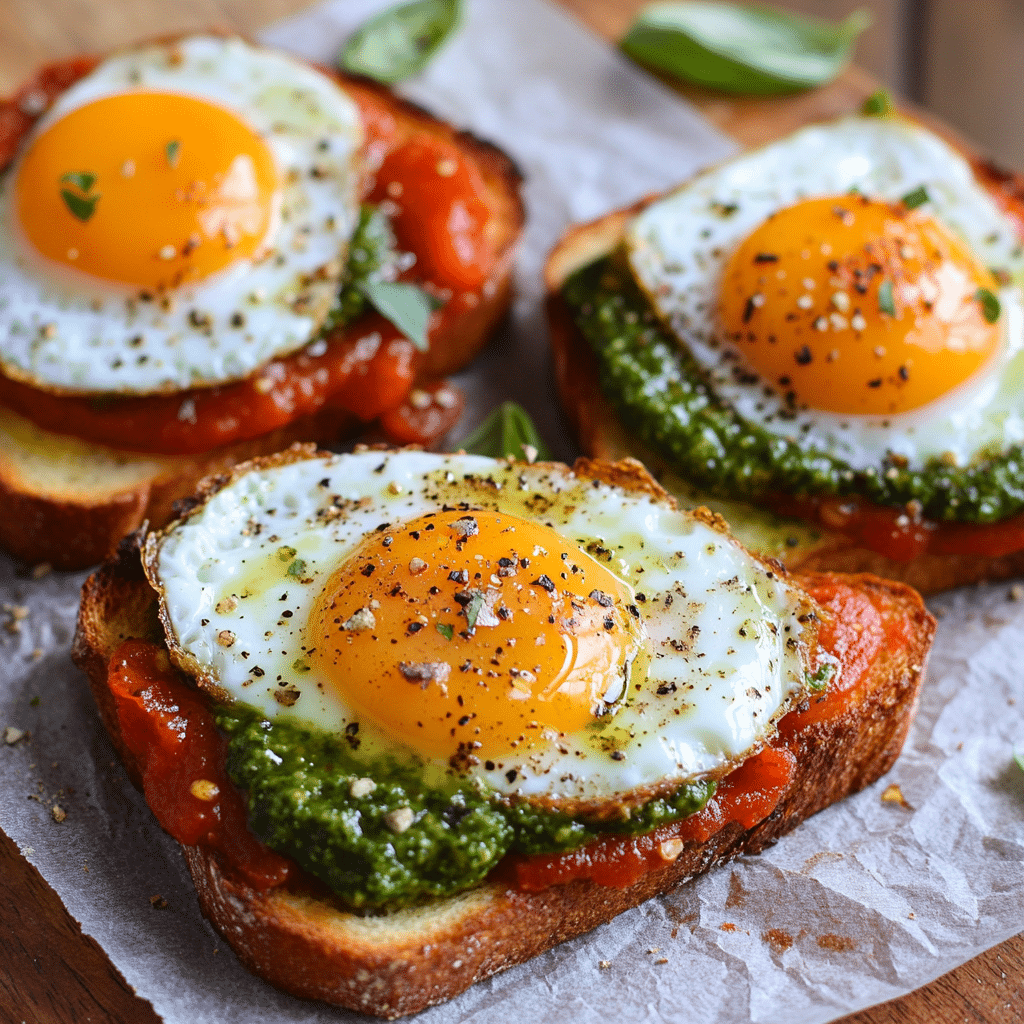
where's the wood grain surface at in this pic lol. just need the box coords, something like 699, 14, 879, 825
0, 2, 1021, 1023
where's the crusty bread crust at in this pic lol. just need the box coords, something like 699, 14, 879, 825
73, 454, 933, 1018
0, 55, 524, 570
545, 203, 1024, 596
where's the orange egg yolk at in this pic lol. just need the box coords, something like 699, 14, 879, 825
15, 92, 279, 290
309, 510, 645, 763
718, 195, 1001, 415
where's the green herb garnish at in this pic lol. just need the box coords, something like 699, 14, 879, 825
436, 622, 454, 641
463, 591, 485, 632
277, 546, 297, 562
165, 139, 181, 167
862, 89, 893, 115
339, 0, 462, 85
291, 658, 311, 674
975, 287, 1001, 324
59, 171, 100, 222
806, 664, 834, 692
619, 2, 870, 95
1014, 747, 1024, 774
359, 279, 439, 352
459, 402, 551, 462
878, 279, 895, 317
901, 185, 929, 210
286, 558, 308, 578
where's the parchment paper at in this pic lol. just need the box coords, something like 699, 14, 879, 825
1, 2, 1022, 1022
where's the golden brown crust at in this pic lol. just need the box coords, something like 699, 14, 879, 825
0, 53, 524, 571
544, 200, 1024, 596
73, 459, 932, 1019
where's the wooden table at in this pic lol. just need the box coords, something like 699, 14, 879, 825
0, 2, 1021, 1022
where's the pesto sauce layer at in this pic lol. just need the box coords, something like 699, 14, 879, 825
563, 252, 1024, 525
217, 703, 716, 909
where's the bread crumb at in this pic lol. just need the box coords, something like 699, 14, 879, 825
3, 604, 28, 634
720, 922, 737, 932
4, 726, 27, 745
1010, 584, 1024, 602
150, 895, 169, 909
655, 958, 669, 965
598, 960, 612, 970
646, 947, 660, 954
31, 562, 51, 579
881, 784, 912, 809
83, 862, 89, 873
51, 805, 66, 823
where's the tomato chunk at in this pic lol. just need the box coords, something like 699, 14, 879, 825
107, 639, 290, 890
369, 136, 494, 292
378, 380, 464, 447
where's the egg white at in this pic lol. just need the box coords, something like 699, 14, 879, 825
145, 450, 817, 805
0, 35, 363, 395
626, 117, 1024, 473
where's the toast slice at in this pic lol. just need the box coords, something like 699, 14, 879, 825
73, 451, 933, 1018
0, 58, 524, 570
545, 191, 1024, 596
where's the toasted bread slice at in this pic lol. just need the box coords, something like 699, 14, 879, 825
545, 201, 1024, 596
73, 450, 933, 1018
0, 58, 524, 570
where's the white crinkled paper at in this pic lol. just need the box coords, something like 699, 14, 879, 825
0, 2, 1021, 1022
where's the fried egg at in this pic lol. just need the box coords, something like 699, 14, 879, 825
0, 35, 363, 395
626, 117, 1024, 472
144, 449, 819, 812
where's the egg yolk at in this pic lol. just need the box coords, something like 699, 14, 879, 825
15, 92, 279, 290
718, 195, 1002, 415
309, 510, 646, 762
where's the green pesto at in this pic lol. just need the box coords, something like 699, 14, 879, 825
562, 252, 1024, 524
217, 703, 716, 909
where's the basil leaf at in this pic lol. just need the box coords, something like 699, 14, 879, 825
878, 279, 895, 317
60, 188, 100, 222
862, 89, 893, 115
436, 622, 454, 641
459, 402, 552, 462
901, 185, 929, 210
806, 664, 834, 692
975, 287, 1001, 324
339, 0, 461, 85
463, 590, 485, 631
359, 279, 438, 352
165, 139, 181, 168
620, 3, 871, 95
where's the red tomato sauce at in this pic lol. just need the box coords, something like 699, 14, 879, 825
0, 65, 495, 453
104, 578, 881, 897
107, 638, 290, 890
772, 493, 1024, 562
